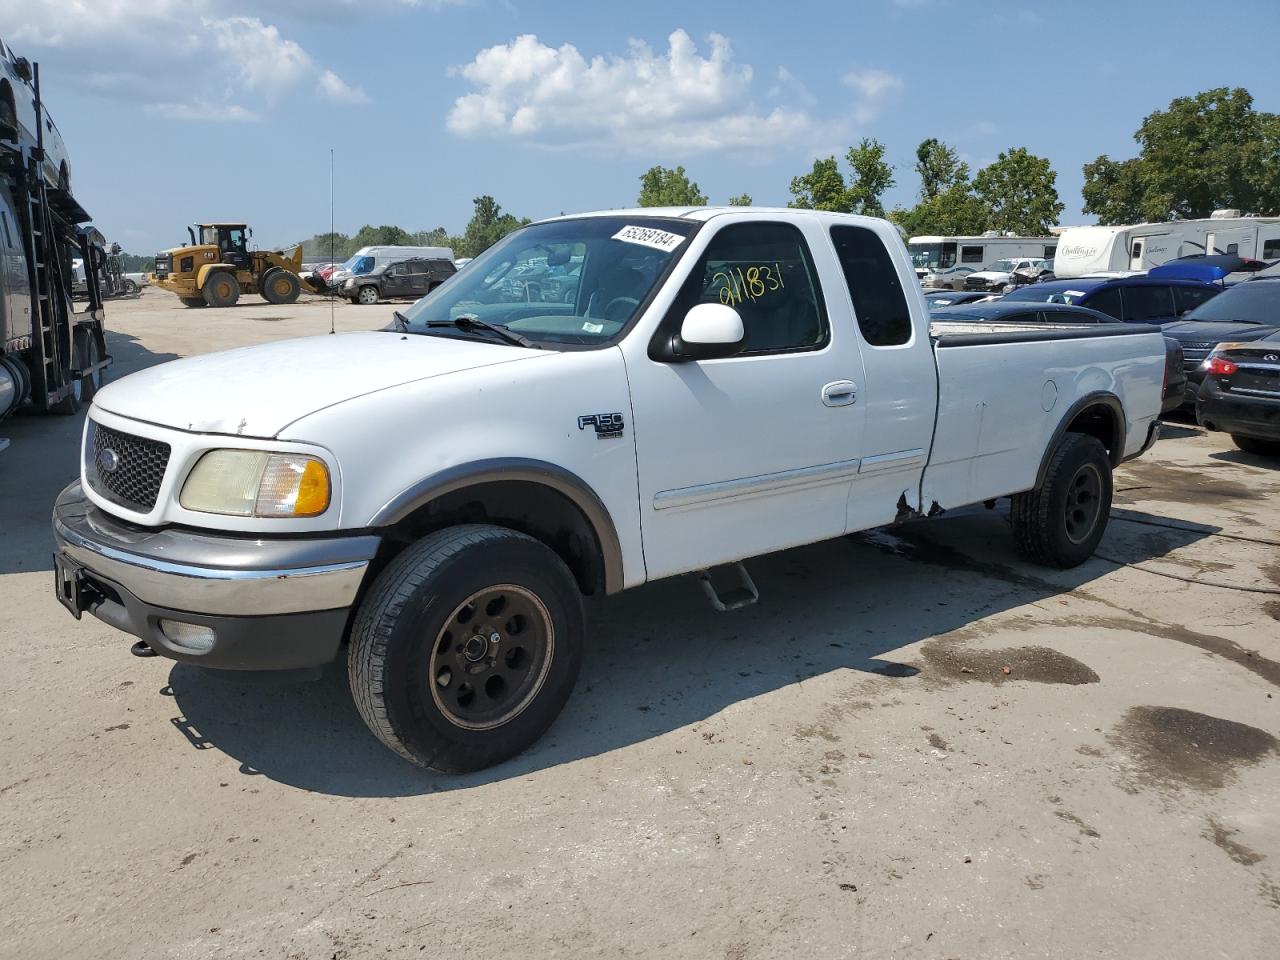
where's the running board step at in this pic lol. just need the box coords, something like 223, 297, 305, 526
697, 563, 759, 612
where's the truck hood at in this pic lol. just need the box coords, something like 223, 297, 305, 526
93, 331, 546, 438
968, 270, 1012, 282
1162, 321, 1280, 344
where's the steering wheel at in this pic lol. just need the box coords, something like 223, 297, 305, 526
603, 296, 640, 322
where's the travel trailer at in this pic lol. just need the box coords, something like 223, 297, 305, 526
907, 234, 1058, 288
1054, 212, 1280, 279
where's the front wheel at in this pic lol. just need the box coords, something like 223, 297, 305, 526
1011, 433, 1113, 568
202, 272, 240, 307
356, 285, 379, 305
348, 525, 585, 772
260, 268, 301, 305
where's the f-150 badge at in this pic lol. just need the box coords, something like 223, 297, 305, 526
578, 413, 625, 439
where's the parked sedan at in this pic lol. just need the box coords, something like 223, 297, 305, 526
1162, 277, 1280, 407
924, 290, 994, 309
932, 301, 1187, 414
1001, 276, 1221, 326
1196, 333, 1280, 455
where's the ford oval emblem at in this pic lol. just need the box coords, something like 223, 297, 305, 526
97, 448, 120, 474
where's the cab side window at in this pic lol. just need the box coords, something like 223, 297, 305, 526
1174, 285, 1217, 315
1125, 285, 1175, 322
673, 222, 828, 354
1084, 287, 1123, 320
830, 225, 913, 346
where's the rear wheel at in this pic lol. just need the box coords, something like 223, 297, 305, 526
357, 285, 379, 305
50, 327, 102, 415
348, 525, 585, 772
1232, 434, 1280, 457
1011, 433, 1113, 568
202, 272, 240, 307
260, 268, 301, 305
121, 278, 139, 295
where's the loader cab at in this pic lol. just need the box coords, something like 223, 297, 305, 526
198, 223, 251, 271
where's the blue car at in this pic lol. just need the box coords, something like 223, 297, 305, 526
1000, 275, 1221, 326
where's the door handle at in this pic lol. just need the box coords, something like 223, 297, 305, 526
821, 380, 858, 407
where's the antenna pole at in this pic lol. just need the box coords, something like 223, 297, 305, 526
329, 147, 335, 335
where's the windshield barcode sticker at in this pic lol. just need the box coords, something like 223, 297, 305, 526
612, 225, 685, 252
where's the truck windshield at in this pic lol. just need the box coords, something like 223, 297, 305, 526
1183, 281, 1280, 324
986, 259, 1018, 273
341, 255, 374, 275
399, 217, 697, 347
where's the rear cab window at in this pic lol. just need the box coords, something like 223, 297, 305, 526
1083, 286, 1123, 320
829, 225, 913, 346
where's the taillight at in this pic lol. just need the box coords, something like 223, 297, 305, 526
1202, 356, 1238, 376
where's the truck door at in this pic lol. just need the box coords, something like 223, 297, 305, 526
382, 262, 407, 298
1129, 238, 1145, 271
624, 217, 868, 580
827, 224, 938, 530
220, 227, 251, 271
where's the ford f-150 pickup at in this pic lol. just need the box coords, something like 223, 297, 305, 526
53, 208, 1165, 771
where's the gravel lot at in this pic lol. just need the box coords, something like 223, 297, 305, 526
2, 289, 1279, 959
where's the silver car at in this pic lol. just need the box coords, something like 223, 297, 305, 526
1, 35, 72, 191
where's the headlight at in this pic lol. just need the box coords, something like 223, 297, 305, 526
343, 278, 355, 288
180, 450, 331, 517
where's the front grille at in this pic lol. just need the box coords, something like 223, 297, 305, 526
87, 422, 171, 512
154, 254, 171, 277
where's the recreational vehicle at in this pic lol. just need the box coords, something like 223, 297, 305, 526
907, 234, 1058, 288
1054, 212, 1280, 279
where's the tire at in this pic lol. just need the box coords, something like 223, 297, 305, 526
121, 279, 139, 295
75, 327, 105, 403
1232, 434, 1280, 457
260, 268, 301, 305
356, 285, 379, 305
50, 328, 95, 415
180, 297, 207, 309
1011, 433, 1113, 568
202, 272, 240, 307
348, 525, 585, 773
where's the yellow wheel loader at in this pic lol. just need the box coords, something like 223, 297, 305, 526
150, 223, 306, 308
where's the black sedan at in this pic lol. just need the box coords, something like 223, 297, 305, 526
1196, 332, 1280, 455
1161, 277, 1280, 406
924, 290, 993, 309
931, 301, 1187, 415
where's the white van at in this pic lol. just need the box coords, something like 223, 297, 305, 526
1054, 212, 1280, 279
327, 245, 454, 286
908, 233, 1058, 289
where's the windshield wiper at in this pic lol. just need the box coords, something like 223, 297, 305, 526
391, 310, 410, 332
424, 315, 539, 349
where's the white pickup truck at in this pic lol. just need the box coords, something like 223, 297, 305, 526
53, 208, 1165, 772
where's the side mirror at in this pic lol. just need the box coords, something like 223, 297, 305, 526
665, 302, 746, 362
14, 57, 32, 83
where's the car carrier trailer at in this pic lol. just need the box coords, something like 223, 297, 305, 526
0, 60, 109, 446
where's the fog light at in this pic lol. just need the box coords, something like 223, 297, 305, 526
159, 619, 216, 653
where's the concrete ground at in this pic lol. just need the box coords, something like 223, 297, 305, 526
2, 288, 1278, 959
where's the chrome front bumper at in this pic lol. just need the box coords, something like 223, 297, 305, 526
52, 483, 380, 670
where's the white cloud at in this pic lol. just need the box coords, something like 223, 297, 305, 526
841, 68, 904, 123
447, 30, 816, 153
2, 1, 368, 117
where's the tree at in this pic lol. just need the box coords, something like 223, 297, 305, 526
457, 195, 529, 259
973, 147, 1064, 234
637, 165, 707, 207
789, 141, 894, 216
302, 231, 353, 260
409, 226, 453, 248
914, 138, 968, 202
1082, 87, 1280, 222
845, 138, 895, 217
352, 224, 412, 248
728, 193, 753, 206
789, 156, 852, 212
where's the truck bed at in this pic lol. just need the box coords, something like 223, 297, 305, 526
929, 319, 1158, 345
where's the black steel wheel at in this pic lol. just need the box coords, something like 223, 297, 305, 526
1012, 433, 1113, 568
348, 524, 585, 772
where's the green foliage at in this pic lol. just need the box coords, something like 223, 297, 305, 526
788, 140, 894, 215
914, 138, 969, 202
973, 147, 1064, 235
727, 193, 753, 206
1082, 87, 1280, 222
789, 156, 852, 212
845, 139, 895, 217
352, 224, 412, 248
637, 165, 707, 207
114, 252, 154, 272
457, 195, 530, 259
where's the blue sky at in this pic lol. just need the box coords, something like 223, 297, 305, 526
7, 0, 1279, 254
